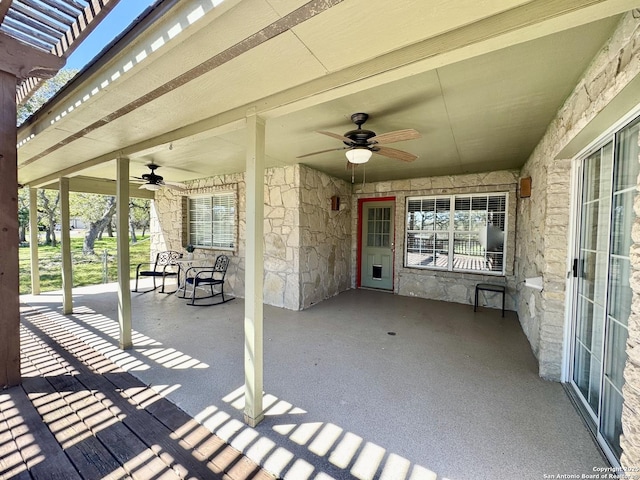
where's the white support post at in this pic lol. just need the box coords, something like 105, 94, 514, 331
29, 188, 40, 295
116, 158, 132, 349
60, 177, 73, 314
244, 111, 265, 427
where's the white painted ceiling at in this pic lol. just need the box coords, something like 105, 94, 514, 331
15, 0, 633, 188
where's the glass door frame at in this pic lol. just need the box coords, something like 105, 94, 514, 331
567, 137, 614, 421
356, 196, 396, 289
565, 110, 640, 468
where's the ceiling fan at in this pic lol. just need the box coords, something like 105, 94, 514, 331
132, 163, 186, 191
297, 113, 421, 164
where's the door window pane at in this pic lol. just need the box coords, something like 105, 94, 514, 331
614, 119, 640, 191
611, 190, 635, 257
573, 342, 601, 413
608, 258, 631, 326
605, 319, 629, 390
601, 379, 624, 459
367, 207, 391, 248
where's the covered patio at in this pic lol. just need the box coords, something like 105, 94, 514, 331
3, 0, 640, 474
16, 283, 605, 479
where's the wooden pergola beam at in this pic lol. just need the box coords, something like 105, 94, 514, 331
0, 31, 63, 80
0, 0, 13, 23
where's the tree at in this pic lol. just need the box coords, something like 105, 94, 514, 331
17, 206, 29, 243
83, 196, 117, 255
38, 190, 60, 246
17, 188, 31, 243
17, 69, 79, 125
129, 199, 151, 242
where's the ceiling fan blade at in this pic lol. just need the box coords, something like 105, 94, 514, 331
297, 147, 347, 158
369, 129, 421, 144
374, 146, 418, 162
131, 176, 145, 181
317, 131, 354, 144
164, 181, 187, 190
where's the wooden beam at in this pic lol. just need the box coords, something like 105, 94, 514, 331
60, 177, 73, 315
35, 176, 155, 199
243, 111, 265, 427
23, 118, 246, 188
0, 70, 20, 388
29, 188, 41, 295
0, 1, 13, 23
116, 158, 132, 350
0, 31, 63, 80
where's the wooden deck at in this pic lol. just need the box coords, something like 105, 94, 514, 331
0, 307, 276, 480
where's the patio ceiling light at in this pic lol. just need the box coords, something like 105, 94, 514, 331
345, 147, 372, 164
140, 183, 161, 191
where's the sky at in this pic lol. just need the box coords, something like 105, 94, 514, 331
65, 0, 158, 70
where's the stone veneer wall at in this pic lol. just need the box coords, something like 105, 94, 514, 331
299, 165, 352, 308
263, 166, 301, 310
152, 167, 304, 309
517, 13, 640, 384
151, 164, 351, 311
152, 172, 248, 299
352, 170, 518, 310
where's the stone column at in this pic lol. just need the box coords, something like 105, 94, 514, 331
244, 111, 265, 427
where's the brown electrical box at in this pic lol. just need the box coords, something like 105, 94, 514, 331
520, 177, 532, 198
331, 196, 340, 211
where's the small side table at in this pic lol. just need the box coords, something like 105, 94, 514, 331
474, 283, 506, 317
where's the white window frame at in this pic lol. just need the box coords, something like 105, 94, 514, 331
404, 192, 508, 275
188, 191, 236, 251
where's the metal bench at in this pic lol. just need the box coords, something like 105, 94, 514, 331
474, 283, 505, 317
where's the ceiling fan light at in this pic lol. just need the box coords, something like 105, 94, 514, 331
346, 148, 372, 164
143, 183, 161, 191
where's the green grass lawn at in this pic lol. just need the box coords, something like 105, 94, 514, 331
19, 235, 151, 295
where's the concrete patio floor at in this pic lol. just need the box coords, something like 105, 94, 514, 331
19, 283, 607, 480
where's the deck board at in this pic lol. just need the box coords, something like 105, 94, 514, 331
5, 383, 82, 480
1, 307, 277, 480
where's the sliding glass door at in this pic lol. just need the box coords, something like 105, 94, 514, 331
571, 116, 639, 463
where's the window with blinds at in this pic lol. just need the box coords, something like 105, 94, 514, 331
188, 192, 236, 250
405, 193, 507, 274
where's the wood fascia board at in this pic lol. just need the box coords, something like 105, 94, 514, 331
0, 31, 64, 79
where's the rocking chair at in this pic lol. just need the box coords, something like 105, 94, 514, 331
181, 254, 232, 306
133, 250, 182, 293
